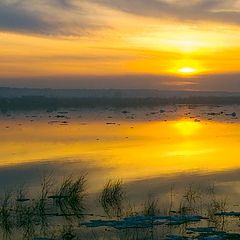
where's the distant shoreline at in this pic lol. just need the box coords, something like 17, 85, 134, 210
1, 88, 240, 111
1, 96, 240, 112
1, 87, 240, 98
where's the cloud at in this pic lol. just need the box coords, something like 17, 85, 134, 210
1, 0, 240, 36
0, 0, 101, 36
90, 0, 240, 25
0, 54, 137, 63
0, 3, 47, 33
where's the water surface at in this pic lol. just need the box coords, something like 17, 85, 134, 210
0, 105, 239, 197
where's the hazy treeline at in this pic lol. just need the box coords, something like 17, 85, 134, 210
1, 96, 240, 112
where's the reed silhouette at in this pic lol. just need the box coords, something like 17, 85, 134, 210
0, 175, 239, 240
99, 180, 125, 218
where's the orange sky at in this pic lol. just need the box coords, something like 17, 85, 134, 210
1, 0, 240, 90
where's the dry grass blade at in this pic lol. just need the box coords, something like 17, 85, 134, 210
34, 174, 54, 234
52, 175, 87, 219
143, 198, 160, 217
99, 179, 125, 218
0, 192, 14, 238
179, 184, 202, 215
15, 186, 36, 239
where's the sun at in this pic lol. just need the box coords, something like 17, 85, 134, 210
168, 59, 204, 75
178, 67, 196, 74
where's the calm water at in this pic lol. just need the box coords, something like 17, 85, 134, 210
0, 105, 240, 239
0, 105, 240, 195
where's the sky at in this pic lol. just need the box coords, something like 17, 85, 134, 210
1, 0, 240, 91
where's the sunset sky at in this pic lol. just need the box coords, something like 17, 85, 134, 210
1, 0, 240, 91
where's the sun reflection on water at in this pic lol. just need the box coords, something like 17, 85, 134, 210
174, 120, 202, 136
0, 116, 240, 191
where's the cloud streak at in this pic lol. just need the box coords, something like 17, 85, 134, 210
1, 0, 240, 36
0, 0, 101, 35
90, 0, 240, 25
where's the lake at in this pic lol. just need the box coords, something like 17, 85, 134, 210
0, 104, 240, 239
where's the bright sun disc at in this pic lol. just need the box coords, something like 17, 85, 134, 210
178, 67, 196, 74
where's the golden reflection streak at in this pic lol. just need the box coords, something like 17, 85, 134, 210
174, 120, 202, 136
0, 119, 240, 185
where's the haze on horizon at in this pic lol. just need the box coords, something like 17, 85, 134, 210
1, 0, 240, 91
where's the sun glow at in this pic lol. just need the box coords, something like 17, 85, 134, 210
178, 67, 196, 74
168, 58, 205, 76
